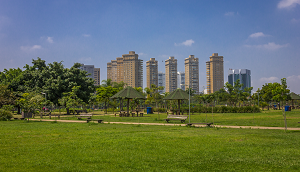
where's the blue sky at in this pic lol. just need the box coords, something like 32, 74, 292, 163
0, 0, 299, 93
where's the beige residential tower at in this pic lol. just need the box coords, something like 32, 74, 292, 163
146, 58, 158, 88
165, 56, 177, 93
107, 51, 143, 88
185, 55, 199, 94
206, 53, 224, 94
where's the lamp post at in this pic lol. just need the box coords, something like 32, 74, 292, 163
181, 84, 191, 123
41, 92, 46, 111
189, 86, 190, 123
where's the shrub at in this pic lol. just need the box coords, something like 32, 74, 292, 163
0, 109, 13, 121
154, 108, 166, 113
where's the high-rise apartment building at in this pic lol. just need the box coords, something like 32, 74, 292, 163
146, 58, 158, 88
94, 68, 100, 86
107, 60, 117, 82
206, 53, 224, 94
122, 51, 143, 88
177, 71, 185, 90
107, 51, 143, 88
228, 69, 251, 91
165, 56, 177, 93
80, 64, 100, 86
158, 71, 165, 93
80, 64, 94, 79
185, 55, 199, 94
116, 57, 123, 82
107, 62, 112, 81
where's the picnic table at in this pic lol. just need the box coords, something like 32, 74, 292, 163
165, 115, 188, 123
132, 109, 144, 117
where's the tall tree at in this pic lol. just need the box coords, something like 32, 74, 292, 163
3, 58, 95, 105
0, 85, 18, 108
96, 86, 118, 113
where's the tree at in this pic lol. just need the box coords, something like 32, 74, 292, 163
272, 78, 291, 108
0, 85, 18, 108
58, 86, 84, 115
4, 58, 95, 105
101, 79, 113, 87
0, 68, 23, 85
224, 79, 252, 107
96, 86, 118, 114
185, 87, 196, 96
16, 92, 45, 120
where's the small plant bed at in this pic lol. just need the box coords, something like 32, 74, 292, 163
86, 119, 103, 123
186, 123, 213, 127
165, 115, 188, 123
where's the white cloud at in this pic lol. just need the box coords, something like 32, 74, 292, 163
20, 45, 42, 51
138, 52, 146, 56
245, 42, 288, 50
78, 57, 92, 63
83, 34, 91, 37
47, 37, 53, 43
249, 32, 267, 38
287, 75, 300, 93
259, 77, 280, 83
224, 11, 239, 16
224, 12, 235, 16
278, 0, 300, 9
291, 18, 300, 23
175, 39, 195, 46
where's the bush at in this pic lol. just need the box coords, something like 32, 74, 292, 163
0, 109, 13, 121
189, 106, 261, 113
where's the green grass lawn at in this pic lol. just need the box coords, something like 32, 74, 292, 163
1, 121, 300, 171
21, 109, 300, 128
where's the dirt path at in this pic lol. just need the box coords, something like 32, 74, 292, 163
29, 119, 300, 131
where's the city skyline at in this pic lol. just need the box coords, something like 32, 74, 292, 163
0, 0, 299, 93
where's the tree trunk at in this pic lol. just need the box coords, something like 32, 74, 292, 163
66, 108, 70, 115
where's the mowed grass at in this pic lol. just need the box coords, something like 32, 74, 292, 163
1, 121, 300, 171
27, 109, 300, 128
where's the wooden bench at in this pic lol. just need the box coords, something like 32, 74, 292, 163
86, 119, 103, 123
186, 123, 213, 127
165, 115, 188, 123
77, 114, 93, 120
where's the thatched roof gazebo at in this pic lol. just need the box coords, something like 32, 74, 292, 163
290, 92, 300, 107
110, 86, 145, 115
163, 88, 189, 114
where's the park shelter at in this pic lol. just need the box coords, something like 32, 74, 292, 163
163, 88, 189, 114
110, 86, 145, 115
290, 92, 300, 107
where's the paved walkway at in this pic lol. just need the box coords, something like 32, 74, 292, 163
29, 119, 300, 131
